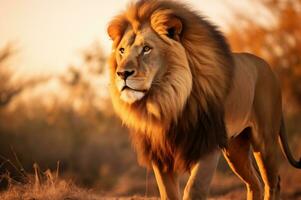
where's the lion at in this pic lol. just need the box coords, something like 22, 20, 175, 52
107, 0, 301, 199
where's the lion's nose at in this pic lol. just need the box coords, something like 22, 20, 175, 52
116, 70, 135, 80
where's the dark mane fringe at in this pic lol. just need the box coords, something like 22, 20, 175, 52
131, 95, 228, 172
108, 0, 234, 172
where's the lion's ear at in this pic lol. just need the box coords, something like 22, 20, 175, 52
107, 23, 119, 41
165, 17, 182, 39
151, 10, 183, 41
107, 16, 128, 46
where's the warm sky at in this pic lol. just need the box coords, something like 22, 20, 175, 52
0, 0, 269, 75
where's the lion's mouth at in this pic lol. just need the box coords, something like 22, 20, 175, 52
119, 85, 148, 104
121, 85, 147, 93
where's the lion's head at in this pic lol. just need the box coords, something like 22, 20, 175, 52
110, 18, 191, 105
108, 3, 193, 129
108, 0, 234, 171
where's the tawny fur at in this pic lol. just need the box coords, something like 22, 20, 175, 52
108, 0, 233, 172
107, 1, 301, 199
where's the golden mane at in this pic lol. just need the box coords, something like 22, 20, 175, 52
108, 0, 234, 172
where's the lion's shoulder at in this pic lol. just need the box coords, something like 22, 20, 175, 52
224, 52, 279, 137
224, 53, 258, 136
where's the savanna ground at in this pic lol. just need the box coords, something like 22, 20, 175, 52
1, 0, 301, 199
1, 151, 301, 199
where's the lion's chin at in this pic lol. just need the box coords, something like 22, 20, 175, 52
120, 89, 145, 104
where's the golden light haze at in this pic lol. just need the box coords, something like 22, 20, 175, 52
0, 0, 300, 199
0, 0, 267, 75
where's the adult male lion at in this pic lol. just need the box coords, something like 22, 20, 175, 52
107, 0, 301, 199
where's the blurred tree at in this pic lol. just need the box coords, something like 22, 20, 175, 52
0, 41, 134, 192
227, 0, 301, 114
82, 41, 107, 75
0, 45, 20, 107
58, 41, 109, 116
0, 44, 50, 108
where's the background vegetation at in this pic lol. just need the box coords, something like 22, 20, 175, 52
0, 0, 300, 199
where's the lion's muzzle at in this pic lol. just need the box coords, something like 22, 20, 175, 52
116, 77, 150, 104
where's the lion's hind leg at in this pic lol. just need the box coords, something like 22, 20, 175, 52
223, 128, 264, 200
252, 128, 281, 200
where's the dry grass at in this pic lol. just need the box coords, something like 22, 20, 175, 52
0, 163, 101, 200
1, 165, 300, 200
0, 162, 160, 200
1, 165, 301, 200
0, 139, 300, 200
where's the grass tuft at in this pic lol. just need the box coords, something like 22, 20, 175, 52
0, 162, 100, 200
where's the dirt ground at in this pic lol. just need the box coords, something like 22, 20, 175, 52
209, 163, 301, 200
0, 162, 300, 200
106, 159, 301, 200
1, 144, 300, 200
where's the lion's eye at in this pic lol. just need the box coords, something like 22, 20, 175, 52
119, 47, 125, 55
142, 46, 151, 54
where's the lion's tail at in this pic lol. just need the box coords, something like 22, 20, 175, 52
278, 117, 301, 169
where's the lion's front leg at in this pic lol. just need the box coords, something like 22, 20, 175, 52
183, 149, 221, 200
152, 163, 180, 200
